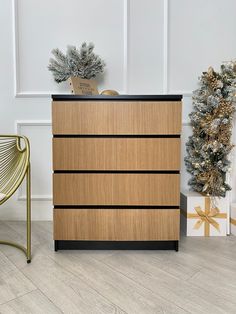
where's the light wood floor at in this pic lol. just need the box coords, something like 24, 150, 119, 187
0, 222, 235, 313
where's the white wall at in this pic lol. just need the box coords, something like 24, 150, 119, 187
0, 0, 236, 220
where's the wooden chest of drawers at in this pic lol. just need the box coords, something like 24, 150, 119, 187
52, 95, 182, 250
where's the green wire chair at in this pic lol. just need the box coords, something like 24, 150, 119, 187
0, 135, 31, 263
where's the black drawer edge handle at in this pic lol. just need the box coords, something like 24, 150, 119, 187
53, 134, 181, 138
53, 170, 180, 174
54, 205, 180, 209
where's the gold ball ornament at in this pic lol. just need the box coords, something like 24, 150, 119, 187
100, 90, 119, 96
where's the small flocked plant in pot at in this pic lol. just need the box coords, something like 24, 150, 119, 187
48, 42, 105, 95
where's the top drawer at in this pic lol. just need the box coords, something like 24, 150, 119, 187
52, 101, 182, 135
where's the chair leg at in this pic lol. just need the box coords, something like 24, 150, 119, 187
0, 164, 31, 263
26, 163, 31, 263
0, 240, 28, 256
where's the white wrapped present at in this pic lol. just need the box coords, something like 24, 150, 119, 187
230, 203, 236, 235
180, 191, 228, 236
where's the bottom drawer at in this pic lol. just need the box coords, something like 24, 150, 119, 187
54, 208, 180, 241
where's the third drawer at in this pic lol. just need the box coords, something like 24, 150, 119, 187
53, 173, 180, 206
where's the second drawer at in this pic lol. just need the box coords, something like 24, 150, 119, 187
53, 137, 180, 171
53, 173, 180, 206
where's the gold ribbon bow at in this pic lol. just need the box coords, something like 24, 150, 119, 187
184, 197, 227, 236
231, 217, 236, 226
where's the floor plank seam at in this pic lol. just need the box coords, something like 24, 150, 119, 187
93, 256, 191, 314
140, 251, 236, 310
0, 288, 37, 307
67, 276, 128, 314
171, 247, 236, 270
99, 252, 236, 313
32, 252, 128, 314
184, 268, 203, 281
32, 288, 63, 314
5, 221, 53, 247
3, 221, 27, 242
185, 273, 236, 307
20, 270, 64, 314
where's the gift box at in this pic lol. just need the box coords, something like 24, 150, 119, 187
180, 191, 228, 236
230, 203, 236, 235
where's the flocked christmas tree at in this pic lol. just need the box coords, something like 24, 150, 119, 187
185, 61, 236, 197
48, 42, 105, 83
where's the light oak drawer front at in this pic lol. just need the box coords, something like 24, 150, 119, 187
52, 101, 182, 135
54, 209, 180, 241
53, 138, 181, 171
53, 173, 180, 206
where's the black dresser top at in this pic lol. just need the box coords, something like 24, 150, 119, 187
52, 94, 183, 101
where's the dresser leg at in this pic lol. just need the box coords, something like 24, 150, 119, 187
175, 241, 179, 252
54, 240, 58, 252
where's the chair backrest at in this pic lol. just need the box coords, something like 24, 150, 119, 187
0, 135, 30, 205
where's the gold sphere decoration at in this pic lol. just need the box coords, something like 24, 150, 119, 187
100, 90, 119, 96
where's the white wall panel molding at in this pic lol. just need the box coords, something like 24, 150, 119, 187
123, 0, 129, 94
170, 91, 193, 97
12, 0, 19, 97
15, 120, 52, 131
15, 120, 52, 200
13, 0, 192, 97
128, 0, 164, 94
182, 121, 191, 127
163, 0, 169, 94
12, 0, 55, 98
13, 0, 128, 97
163, 0, 193, 96
168, 0, 236, 94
